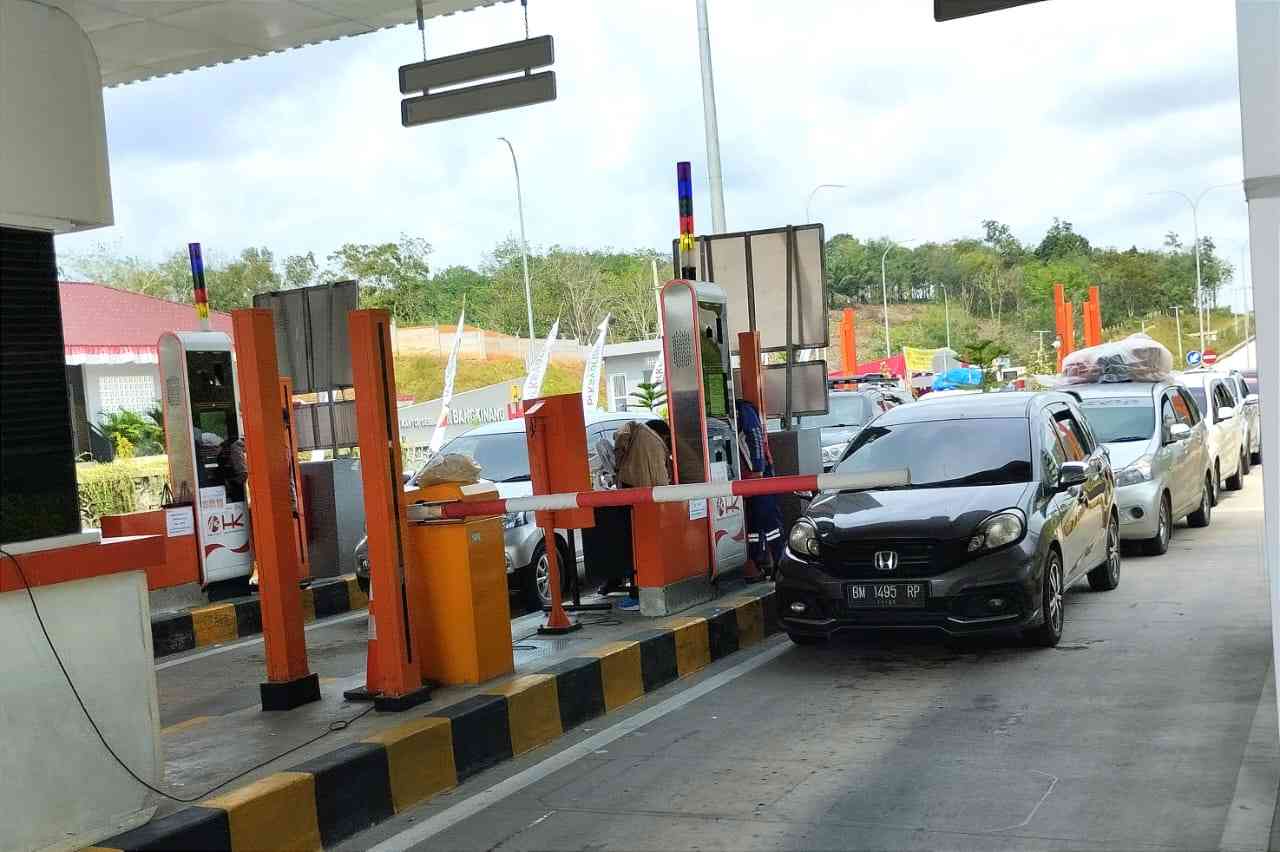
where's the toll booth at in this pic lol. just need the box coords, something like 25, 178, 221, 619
660, 279, 748, 575
157, 331, 253, 587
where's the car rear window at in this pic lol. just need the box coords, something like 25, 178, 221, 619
799, 394, 874, 428
1078, 398, 1155, 444
835, 417, 1032, 488
429, 431, 530, 483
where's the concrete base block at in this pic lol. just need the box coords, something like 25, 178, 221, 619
639, 574, 715, 617
260, 672, 321, 711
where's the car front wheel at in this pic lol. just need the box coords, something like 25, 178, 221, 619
1088, 513, 1121, 591
1024, 548, 1064, 647
521, 539, 571, 611
1187, 475, 1213, 528
1140, 494, 1171, 556
1226, 452, 1244, 491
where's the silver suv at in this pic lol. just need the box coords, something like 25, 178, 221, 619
1177, 370, 1250, 496
355, 411, 666, 609
1074, 382, 1213, 555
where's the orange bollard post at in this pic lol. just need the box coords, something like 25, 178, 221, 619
344, 309, 431, 711
231, 309, 320, 711
737, 331, 766, 416
523, 394, 595, 635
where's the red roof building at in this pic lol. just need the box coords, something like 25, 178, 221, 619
59, 281, 233, 365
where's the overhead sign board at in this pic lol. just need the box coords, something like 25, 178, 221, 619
934, 0, 1048, 21
399, 36, 557, 127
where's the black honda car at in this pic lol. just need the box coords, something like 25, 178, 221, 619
778, 391, 1120, 647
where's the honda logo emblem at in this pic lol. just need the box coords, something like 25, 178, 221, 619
874, 550, 899, 572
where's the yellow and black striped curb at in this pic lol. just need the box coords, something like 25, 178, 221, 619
150, 575, 369, 659
91, 587, 779, 851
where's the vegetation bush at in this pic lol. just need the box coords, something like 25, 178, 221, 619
77, 456, 170, 527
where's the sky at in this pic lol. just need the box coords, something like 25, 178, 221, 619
56, 0, 1255, 306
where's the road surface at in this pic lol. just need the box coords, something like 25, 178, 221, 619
332, 470, 1276, 852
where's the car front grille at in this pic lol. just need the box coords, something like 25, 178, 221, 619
818, 538, 955, 579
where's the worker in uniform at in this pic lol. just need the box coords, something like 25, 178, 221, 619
735, 398, 781, 582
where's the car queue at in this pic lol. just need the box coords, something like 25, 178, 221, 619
777, 352, 1260, 649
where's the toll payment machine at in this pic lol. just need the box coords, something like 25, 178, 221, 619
158, 331, 254, 587
660, 279, 748, 575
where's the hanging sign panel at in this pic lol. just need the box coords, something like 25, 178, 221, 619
400, 36, 557, 127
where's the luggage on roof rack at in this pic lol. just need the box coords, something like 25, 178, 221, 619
1059, 333, 1174, 385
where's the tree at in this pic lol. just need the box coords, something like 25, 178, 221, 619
1035, 218, 1092, 261
282, 252, 320, 289
629, 381, 667, 410
331, 236, 434, 324
208, 246, 280, 310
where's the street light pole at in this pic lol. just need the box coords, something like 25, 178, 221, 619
880, 239, 915, 359
937, 283, 951, 353
1150, 183, 1235, 355
498, 137, 536, 361
1170, 305, 1184, 365
805, 183, 846, 224
695, 0, 726, 233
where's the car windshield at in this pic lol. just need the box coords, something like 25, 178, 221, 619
799, 394, 873, 428
835, 417, 1032, 488
432, 431, 530, 483
1078, 398, 1155, 443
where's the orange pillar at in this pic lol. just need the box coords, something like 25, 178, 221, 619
737, 331, 766, 416
231, 309, 319, 711
1085, 285, 1103, 347
346, 309, 431, 711
841, 307, 857, 374
1053, 283, 1076, 369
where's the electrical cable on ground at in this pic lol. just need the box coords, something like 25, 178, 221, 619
1, 546, 376, 805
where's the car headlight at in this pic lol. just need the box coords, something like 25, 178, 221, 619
788, 518, 821, 558
502, 511, 528, 530
821, 444, 845, 464
1115, 454, 1153, 487
967, 509, 1026, 554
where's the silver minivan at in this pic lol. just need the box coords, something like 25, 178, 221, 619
1074, 381, 1213, 555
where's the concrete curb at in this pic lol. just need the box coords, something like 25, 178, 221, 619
93, 587, 778, 852
149, 574, 369, 659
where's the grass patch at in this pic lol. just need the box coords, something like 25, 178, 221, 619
393, 355, 587, 402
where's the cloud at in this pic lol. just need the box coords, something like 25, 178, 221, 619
57, 0, 1250, 282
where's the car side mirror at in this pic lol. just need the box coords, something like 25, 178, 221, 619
1245, 393, 1260, 406
1166, 422, 1191, 444
1058, 460, 1088, 489
1216, 405, 1236, 422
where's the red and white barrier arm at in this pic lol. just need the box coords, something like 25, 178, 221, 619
407, 469, 910, 522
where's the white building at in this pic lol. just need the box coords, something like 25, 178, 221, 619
600, 338, 663, 412
59, 281, 234, 459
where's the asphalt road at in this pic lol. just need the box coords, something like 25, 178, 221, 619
336, 469, 1275, 852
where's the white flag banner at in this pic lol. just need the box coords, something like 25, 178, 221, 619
427, 307, 465, 455
650, 343, 665, 390
581, 314, 610, 410
521, 317, 559, 402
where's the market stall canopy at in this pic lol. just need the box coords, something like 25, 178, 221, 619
42, 0, 512, 87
